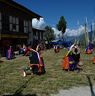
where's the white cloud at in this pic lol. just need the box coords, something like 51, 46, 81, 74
64, 25, 85, 37
52, 27, 62, 38
32, 18, 46, 30
52, 27, 61, 34
52, 25, 85, 39
32, 18, 38, 27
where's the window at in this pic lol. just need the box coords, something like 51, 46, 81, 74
40, 32, 42, 40
33, 31, 36, 36
24, 20, 29, 33
0, 12, 1, 20
9, 16, 19, 32
0, 12, 2, 30
41, 32, 43, 40
29, 21, 32, 32
36, 31, 38, 39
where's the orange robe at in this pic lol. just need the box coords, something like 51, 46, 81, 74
87, 48, 91, 54
62, 56, 69, 70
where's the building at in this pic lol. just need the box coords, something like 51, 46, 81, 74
32, 28, 45, 41
0, 0, 43, 56
32, 28, 45, 49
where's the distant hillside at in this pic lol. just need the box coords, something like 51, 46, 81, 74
63, 31, 93, 45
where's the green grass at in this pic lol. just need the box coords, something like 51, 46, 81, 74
0, 48, 95, 96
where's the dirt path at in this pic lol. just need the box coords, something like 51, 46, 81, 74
51, 75, 95, 96
51, 86, 95, 96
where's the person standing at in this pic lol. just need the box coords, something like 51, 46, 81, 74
36, 44, 46, 74
6, 46, 12, 60
29, 44, 46, 75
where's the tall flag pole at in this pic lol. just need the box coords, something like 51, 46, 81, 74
91, 22, 93, 42
93, 22, 95, 42
84, 17, 89, 46
86, 18, 89, 45
84, 19, 87, 46
0, 13, 2, 40
91, 22, 94, 43
77, 20, 80, 44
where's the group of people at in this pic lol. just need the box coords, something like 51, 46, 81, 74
18, 44, 31, 56
5, 42, 46, 76
6, 41, 95, 77
62, 44, 81, 72
6, 44, 30, 60
6, 42, 82, 77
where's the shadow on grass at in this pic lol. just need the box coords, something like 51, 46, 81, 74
3, 76, 37, 96
86, 75, 95, 96
3, 94, 37, 96
0, 60, 4, 63
14, 76, 34, 96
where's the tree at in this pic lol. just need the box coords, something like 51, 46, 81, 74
56, 16, 67, 37
44, 26, 55, 42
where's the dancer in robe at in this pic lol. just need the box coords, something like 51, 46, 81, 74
6, 46, 12, 60
36, 44, 46, 74
62, 44, 75, 71
62, 56, 69, 71
85, 42, 93, 54
29, 44, 46, 75
68, 51, 74, 71
24, 45, 30, 56
62, 43, 81, 72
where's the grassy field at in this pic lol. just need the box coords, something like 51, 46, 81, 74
0, 48, 95, 96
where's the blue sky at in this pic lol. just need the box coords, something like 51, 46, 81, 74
14, 0, 95, 30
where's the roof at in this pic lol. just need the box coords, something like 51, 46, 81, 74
51, 39, 73, 47
32, 28, 45, 32
0, 0, 42, 18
